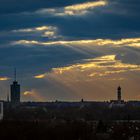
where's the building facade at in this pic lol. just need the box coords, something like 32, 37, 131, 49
10, 81, 20, 103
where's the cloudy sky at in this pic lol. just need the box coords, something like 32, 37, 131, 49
0, 0, 140, 101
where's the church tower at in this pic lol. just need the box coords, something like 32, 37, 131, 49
117, 86, 121, 102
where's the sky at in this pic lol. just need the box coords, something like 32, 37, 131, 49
0, 0, 140, 101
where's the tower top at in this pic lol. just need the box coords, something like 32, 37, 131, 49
118, 86, 121, 90
117, 86, 122, 101
14, 68, 17, 81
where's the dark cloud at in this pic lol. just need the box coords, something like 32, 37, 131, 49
0, 0, 91, 15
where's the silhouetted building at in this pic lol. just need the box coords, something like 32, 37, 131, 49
81, 99, 84, 102
117, 86, 121, 102
109, 86, 125, 108
10, 69, 20, 103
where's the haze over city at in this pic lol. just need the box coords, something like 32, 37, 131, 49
0, 0, 140, 101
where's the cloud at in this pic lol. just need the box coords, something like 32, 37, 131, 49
104, 0, 140, 16
64, 0, 107, 16
0, 77, 9, 81
12, 25, 59, 39
12, 37, 140, 48
34, 54, 140, 80
34, 74, 46, 79
35, 0, 108, 16
12, 25, 57, 32
23, 90, 33, 96
23, 89, 45, 101
32, 54, 140, 101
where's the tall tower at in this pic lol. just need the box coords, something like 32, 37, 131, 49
117, 86, 121, 102
10, 69, 20, 103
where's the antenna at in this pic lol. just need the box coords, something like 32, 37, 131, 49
14, 68, 17, 81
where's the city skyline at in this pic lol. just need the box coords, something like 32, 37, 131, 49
0, 0, 140, 101
0, 73, 138, 102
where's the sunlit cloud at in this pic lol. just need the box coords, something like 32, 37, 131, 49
32, 54, 140, 101
12, 25, 57, 32
34, 55, 140, 81
52, 55, 140, 76
23, 90, 45, 101
12, 37, 140, 48
42, 31, 57, 38
35, 0, 108, 16
23, 90, 33, 96
0, 77, 9, 81
34, 74, 46, 79
12, 25, 58, 39
65, 1, 107, 11
64, 0, 107, 16
106, 78, 125, 81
